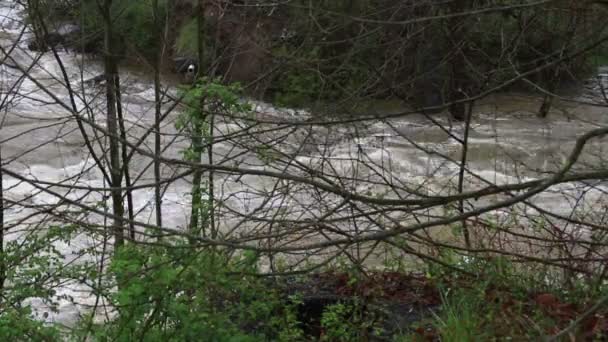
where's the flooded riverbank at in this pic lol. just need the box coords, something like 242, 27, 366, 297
1, 0, 607, 329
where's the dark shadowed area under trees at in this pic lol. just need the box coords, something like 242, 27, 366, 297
0, 0, 608, 340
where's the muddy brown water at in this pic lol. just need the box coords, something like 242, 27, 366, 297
1, 0, 608, 327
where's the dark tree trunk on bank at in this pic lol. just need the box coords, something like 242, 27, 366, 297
102, 0, 124, 250
189, 0, 205, 237
153, 0, 164, 229
538, 93, 554, 118
0, 145, 5, 297
447, 0, 469, 122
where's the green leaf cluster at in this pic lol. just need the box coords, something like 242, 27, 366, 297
80, 244, 303, 341
0, 224, 79, 340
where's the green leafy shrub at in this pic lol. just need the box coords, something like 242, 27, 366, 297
78, 244, 303, 341
0, 224, 78, 340
320, 302, 362, 341
0, 307, 60, 341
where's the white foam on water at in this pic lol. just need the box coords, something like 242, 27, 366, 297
1, 0, 606, 327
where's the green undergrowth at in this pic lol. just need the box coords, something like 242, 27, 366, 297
403, 254, 608, 341
73, 244, 303, 341
2, 236, 607, 341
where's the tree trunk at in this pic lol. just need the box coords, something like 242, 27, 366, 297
115, 77, 135, 239
207, 1, 217, 238
189, 0, 206, 237
458, 102, 474, 248
447, 0, 468, 122
0, 145, 5, 297
102, 0, 124, 250
153, 0, 164, 229
538, 93, 554, 118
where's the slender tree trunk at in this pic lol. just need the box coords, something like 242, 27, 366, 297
189, 0, 206, 237
458, 103, 474, 249
153, 0, 163, 229
0, 145, 5, 296
188, 132, 203, 238
115, 77, 135, 239
447, 0, 468, 121
208, 104, 215, 238
207, 1, 217, 238
539, 10, 578, 118
449, 0, 471, 248
538, 93, 554, 118
102, 0, 124, 250
537, 41, 558, 118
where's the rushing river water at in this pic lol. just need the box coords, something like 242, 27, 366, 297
1, 0, 608, 327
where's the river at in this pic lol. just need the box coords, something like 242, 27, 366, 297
1, 0, 607, 328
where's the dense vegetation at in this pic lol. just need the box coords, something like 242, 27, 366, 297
1, 0, 607, 340
34, 0, 608, 110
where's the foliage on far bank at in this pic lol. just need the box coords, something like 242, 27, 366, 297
31, 0, 168, 58
34, 0, 608, 109
82, 0, 167, 58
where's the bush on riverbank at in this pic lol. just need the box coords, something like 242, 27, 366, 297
72, 245, 303, 341
68, 249, 608, 340
1, 222, 606, 340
